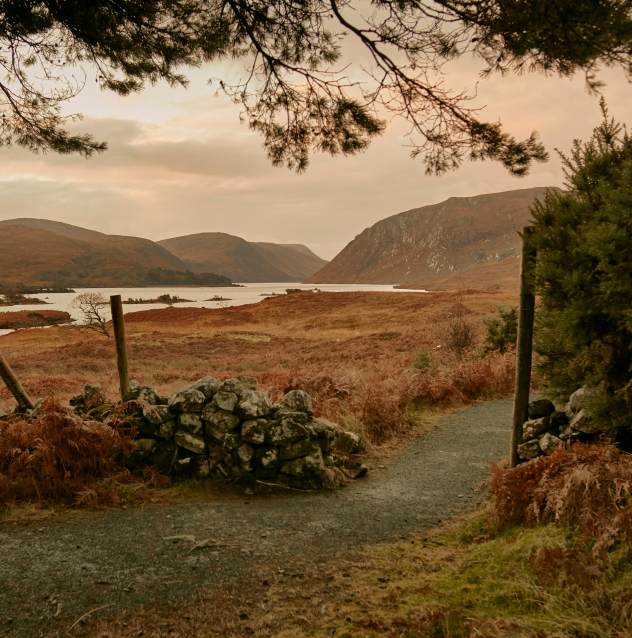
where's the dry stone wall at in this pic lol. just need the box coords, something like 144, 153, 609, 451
517, 386, 600, 462
84, 375, 368, 490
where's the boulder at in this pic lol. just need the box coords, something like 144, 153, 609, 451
559, 426, 583, 441
267, 419, 310, 445
241, 419, 267, 445
236, 443, 255, 465
134, 438, 157, 453
237, 390, 273, 419
178, 413, 203, 435
235, 376, 257, 390
570, 409, 600, 434
174, 431, 206, 455
522, 417, 550, 442
213, 390, 239, 413
159, 419, 176, 440
185, 376, 221, 400
517, 439, 542, 460
528, 398, 555, 419
549, 411, 569, 429
312, 416, 338, 432
569, 386, 594, 414
222, 432, 241, 453
124, 384, 160, 405
151, 440, 178, 473
143, 404, 174, 425
335, 430, 365, 454
280, 439, 321, 461
282, 389, 313, 415
280, 448, 325, 477
207, 444, 224, 469
219, 377, 246, 397
539, 432, 564, 455
167, 388, 205, 413
204, 409, 241, 440
253, 446, 279, 478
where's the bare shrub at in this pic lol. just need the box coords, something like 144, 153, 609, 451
71, 292, 112, 337
488, 443, 632, 557
435, 292, 477, 360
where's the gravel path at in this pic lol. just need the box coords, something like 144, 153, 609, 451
0, 398, 516, 636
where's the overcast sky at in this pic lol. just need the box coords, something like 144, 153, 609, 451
0, 49, 630, 260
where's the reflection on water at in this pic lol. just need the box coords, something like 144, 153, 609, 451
0, 283, 416, 337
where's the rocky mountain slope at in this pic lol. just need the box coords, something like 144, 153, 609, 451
307, 187, 557, 284
0, 221, 223, 288
158, 233, 328, 282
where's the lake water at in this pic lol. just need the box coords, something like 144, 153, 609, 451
0, 283, 416, 337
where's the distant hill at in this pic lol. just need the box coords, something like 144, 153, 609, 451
395, 256, 521, 291
0, 221, 230, 288
158, 233, 328, 282
307, 187, 559, 284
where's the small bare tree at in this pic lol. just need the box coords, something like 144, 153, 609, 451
436, 292, 477, 361
71, 293, 112, 337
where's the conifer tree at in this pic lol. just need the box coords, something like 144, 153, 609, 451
531, 100, 632, 434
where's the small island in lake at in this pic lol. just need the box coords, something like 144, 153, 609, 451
124, 294, 194, 305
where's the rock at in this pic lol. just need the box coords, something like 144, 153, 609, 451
280, 439, 321, 461
236, 444, 255, 464
282, 389, 313, 415
340, 463, 368, 479
539, 432, 564, 455
528, 399, 555, 419
168, 388, 205, 413
522, 417, 550, 442
569, 386, 594, 414
207, 444, 224, 469
185, 376, 221, 400
558, 426, 582, 441
312, 417, 338, 432
335, 430, 365, 454
237, 390, 273, 419
323, 454, 335, 467
177, 413, 203, 435
174, 431, 206, 455
253, 446, 279, 478
219, 377, 246, 397
549, 411, 569, 429
151, 440, 178, 473
517, 439, 542, 460
309, 419, 329, 437
159, 419, 176, 440
241, 419, 267, 445
570, 409, 600, 434
84, 383, 104, 407
212, 390, 239, 413
143, 404, 174, 425
274, 410, 309, 425
222, 432, 241, 453
235, 376, 257, 390
124, 384, 160, 405
280, 448, 325, 477
317, 437, 332, 455
267, 419, 310, 445
197, 458, 211, 478
204, 409, 241, 441
135, 419, 158, 438
134, 438, 157, 452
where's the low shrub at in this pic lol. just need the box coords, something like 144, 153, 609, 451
412, 348, 432, 371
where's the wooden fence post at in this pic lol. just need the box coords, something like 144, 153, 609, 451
0, 353, 34, 410
510, 226, 537, 468
110, 295, 131, 400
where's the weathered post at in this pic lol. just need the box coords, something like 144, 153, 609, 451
510, 226, 537, 468
0, 353, 34, 410
110, 295, 131, 400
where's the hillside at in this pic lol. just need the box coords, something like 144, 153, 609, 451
307, 187, 558, 284
0, 223, 229, 288
395, 256, 520, 291
158, 233, 328, 282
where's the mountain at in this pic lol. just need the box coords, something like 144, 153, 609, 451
157, 233, 328, 282
0, 221, 229, 288
306, 187, 558, 284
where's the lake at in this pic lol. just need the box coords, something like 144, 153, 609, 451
0, 283, 416, 337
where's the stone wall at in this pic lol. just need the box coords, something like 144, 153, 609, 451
78, 376, 367, 490
517, 386, 600, 461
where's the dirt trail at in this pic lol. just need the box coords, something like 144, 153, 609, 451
0, 398, 516, 636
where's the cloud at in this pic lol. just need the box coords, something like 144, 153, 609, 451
0, 57, 628, 260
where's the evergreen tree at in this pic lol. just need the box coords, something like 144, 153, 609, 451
531, 100, 632, 434
3, 1, 632, 172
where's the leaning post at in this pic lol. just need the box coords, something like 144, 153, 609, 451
510, 226, 537, 468
110, 295, 131, 400
0, 353, 35, 410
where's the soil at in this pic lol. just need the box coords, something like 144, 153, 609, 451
0, 397, 517, 637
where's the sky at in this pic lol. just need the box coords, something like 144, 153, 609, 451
0, 41, 631, 260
